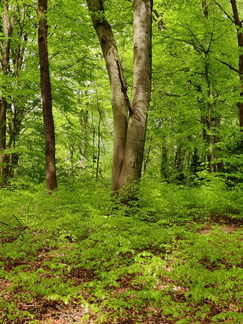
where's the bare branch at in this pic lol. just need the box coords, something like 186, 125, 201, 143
187, 27, 206, 53
216, 58, 239, 73
153, 9, 166, 30
157, 34, 204, 53
213, 1, 235, 24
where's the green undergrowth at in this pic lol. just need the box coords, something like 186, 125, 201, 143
0, 176, 243, 323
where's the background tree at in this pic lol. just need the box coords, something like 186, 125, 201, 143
0, 0, 12, 186
144, 0, 239, 182
229, 0, 243, 129
38, 0, 57, 190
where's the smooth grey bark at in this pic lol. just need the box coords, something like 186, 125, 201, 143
38, 0, 57, 191
86, 0, 128, 191
86, 0, 152, 197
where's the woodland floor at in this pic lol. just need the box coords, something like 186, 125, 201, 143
1, 215, 243, 324
1, 180, 243, 324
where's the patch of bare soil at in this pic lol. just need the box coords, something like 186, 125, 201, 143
198, 215, 242, 235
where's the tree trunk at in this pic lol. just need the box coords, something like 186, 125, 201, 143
78, 90, 89, 170
86, 0, 152, 199
38, 0, 57, 191
96, 97, 102, 180
161, 140, 168, 180
214, 117, 224, 172
85, 0, 128, 191
0, 1, 12, 187
143, 136, 153, 175
202, 0, 215, 172
229, 0, 243, 129
117, 0, 152, 193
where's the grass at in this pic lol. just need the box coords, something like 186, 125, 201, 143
0, 176, 243, 323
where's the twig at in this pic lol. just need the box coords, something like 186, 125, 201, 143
0, 221, 10, 226
11, 214, 25, 229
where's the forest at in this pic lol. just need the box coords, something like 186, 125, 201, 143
0, 0, 243, 323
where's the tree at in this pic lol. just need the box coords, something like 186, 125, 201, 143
229, 0, 243, 129
0, 0, 12, 186
86, 0, 152, 199
213, 0, 243, 129
38, 0, 57, 190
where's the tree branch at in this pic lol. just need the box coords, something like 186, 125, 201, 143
187, 26, 207, 53
213, 1, 235, 24
157, 34, 203, 53
153, 9, 166, 30
115, 59, 133, 115
230, 0, 242, 27
216, 58, 239, 73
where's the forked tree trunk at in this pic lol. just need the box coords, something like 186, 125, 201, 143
38, 0, 57, 191
86, 0, 152, 199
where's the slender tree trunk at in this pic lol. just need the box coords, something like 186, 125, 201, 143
190, 148, 200, 174
79, 109, 89, 169
96, 98, 102, 180
0, 1, 12, 187
202, 0, 215, 172
78, 90, 89, 170
86, 0, 152, 199
174, 145, 184, 175
214, 117, 224, 172
38, 0, 57, 190
161, 139, 168, 179
143, 135, 153, 175
229, 0, 243, 129
201, 54, 215, 172
92, 125, 96, 176
207, 90, 216, 174
7, 5, 27, 178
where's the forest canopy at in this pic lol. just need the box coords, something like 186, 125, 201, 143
0, 0, 243, 190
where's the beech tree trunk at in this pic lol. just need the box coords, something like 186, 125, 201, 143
0, 1, 12, 187
86, 0, 152, 198
38, 0, 57, 191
